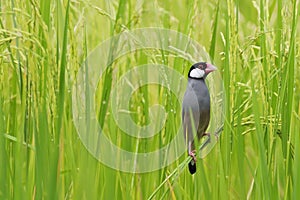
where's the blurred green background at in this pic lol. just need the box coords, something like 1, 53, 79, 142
0, 0, 300, 199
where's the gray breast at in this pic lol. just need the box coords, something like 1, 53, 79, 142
183, 79, 210, 111
182, 78, 210, 136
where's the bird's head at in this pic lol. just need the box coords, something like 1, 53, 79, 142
188, 62, 217, 79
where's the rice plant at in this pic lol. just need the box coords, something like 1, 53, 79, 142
0, 0, 299, 199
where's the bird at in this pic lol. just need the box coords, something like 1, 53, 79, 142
182, 62, 217, 174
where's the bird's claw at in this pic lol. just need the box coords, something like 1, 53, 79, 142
203, 132, 210, 137
189, 150, 197, 162
203, 132, 219, 141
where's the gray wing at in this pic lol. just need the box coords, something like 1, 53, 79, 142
182, 90, 200, 153
182, 81, 211, 153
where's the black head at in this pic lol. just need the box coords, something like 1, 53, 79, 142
188, 62, 217, 79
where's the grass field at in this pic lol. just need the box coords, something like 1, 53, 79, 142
1, 0, 300, 199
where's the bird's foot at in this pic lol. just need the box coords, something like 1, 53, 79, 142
203, 132, 210, 137
188, 150, 197, 163
203, 132, 219, 141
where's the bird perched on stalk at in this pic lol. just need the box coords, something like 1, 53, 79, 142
182, 62, 217, 174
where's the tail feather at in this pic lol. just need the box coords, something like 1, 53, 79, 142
188, 160, 196, 174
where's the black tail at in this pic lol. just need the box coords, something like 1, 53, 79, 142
188, 160, 196, 174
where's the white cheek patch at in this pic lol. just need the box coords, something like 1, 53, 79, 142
190, 68, 205, 78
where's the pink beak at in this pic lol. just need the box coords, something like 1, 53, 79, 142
205, 63, 217, 74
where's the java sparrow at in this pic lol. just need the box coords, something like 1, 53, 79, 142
182, 62, 217, 174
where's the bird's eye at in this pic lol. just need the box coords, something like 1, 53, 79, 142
198, 63, 207, 70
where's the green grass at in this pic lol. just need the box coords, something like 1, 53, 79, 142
1, 0, 300, 199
